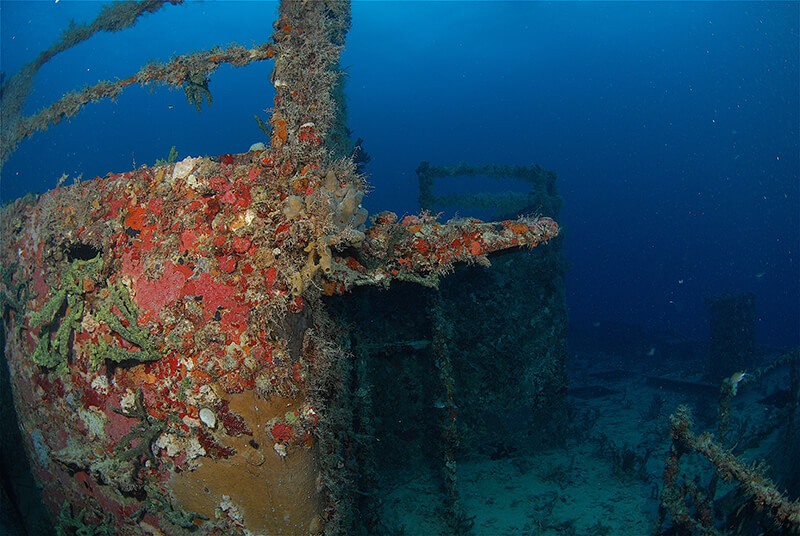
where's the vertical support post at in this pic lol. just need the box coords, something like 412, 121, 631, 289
428, 290, 473, 534
268, 0, 354, 188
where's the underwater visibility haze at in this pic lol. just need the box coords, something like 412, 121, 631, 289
0, 1, 798, 535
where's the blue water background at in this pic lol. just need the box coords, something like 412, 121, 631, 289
1, 1, 798, 348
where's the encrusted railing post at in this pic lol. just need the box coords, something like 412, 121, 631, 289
268, 0, 355, 183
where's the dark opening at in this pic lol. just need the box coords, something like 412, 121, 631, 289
66, 243, 101, 262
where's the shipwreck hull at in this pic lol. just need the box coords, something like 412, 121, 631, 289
0, 149, 559, 534
2, 153, 347, 534
0, 0, 564, 532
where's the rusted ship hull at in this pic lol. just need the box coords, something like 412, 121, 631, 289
0, 149, 558, 534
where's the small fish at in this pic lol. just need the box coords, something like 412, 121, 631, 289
729, 371, 747, 396
168, 104, 174, 110
593, 322, 601, 328
645, 347, 656, 357
755, 271, 765, 278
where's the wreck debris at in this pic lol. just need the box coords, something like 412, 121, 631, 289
655, 404, 800, 535
654, 350, 800, 535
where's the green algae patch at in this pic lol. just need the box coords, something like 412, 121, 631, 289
27, 253, 163, 373
28, 255, 103, 373
88, 282, 163, 368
